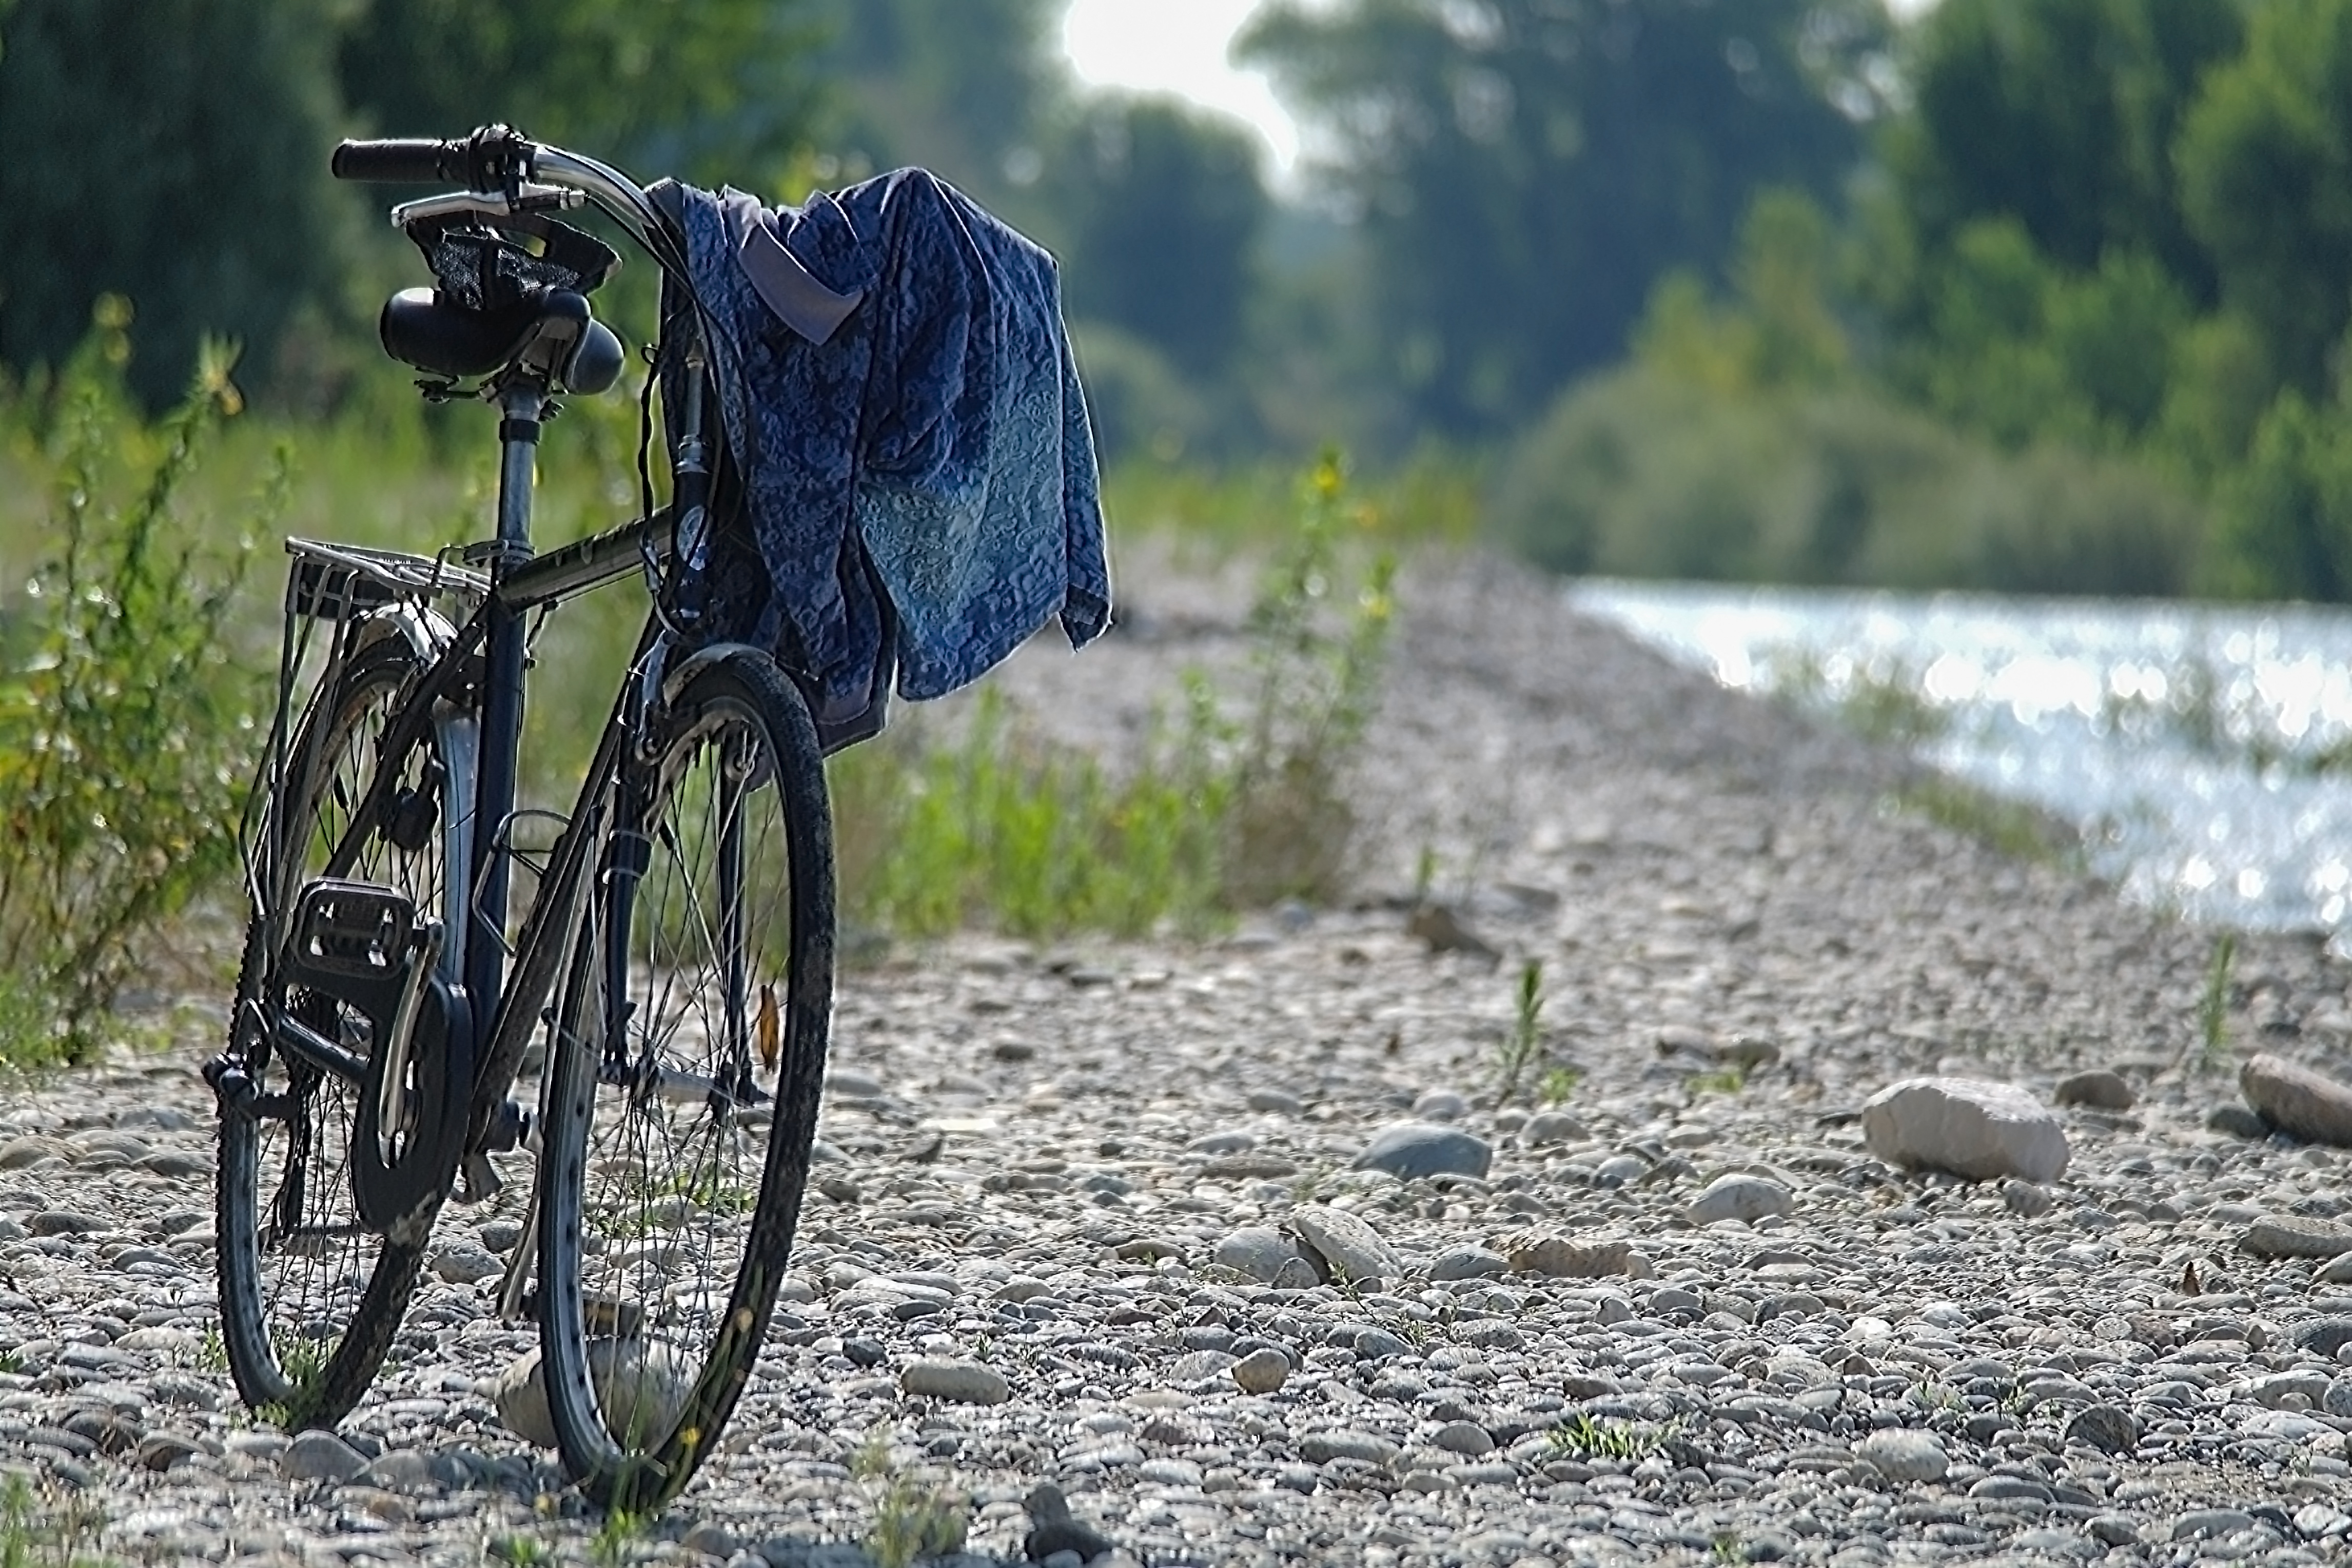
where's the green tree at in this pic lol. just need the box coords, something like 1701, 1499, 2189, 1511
1050, 94, 1269, 382
334, 0, 825, 187
1885, 0, 2239, 300
2176, 0, 2352, 399
0, 0, 346, 408
2216, 391, 2352, 601
1239, 0, 1883, 435
813, 0, 1065, 210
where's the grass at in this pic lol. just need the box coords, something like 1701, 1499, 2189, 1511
2197, 932, 2237, 1067
1545, 1414, 1673, 1462
1493, 959, 1545, 1105
1539, 1067, 1581, 1106
590, 1507, 646, 1568
832, 452, 1398, 942
1888, 775, 2077, 867
850, 1430, 967, 1568
1688, 1067, 1748, 1097
0, 1473, 108, 1567
0, 334, 271, 1062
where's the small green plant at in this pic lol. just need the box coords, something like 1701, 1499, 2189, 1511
849, 1427, 968, 1568
1225, 453, 1398, 907
866, 1473, 968, 1568
1889, 775, 2074, 866
0, 328, 272, 1061
0, 1471, 108, 1567
1759, 644, 1949, 747
2198, 932, 2237, 1065
1539, 1066, 1582, 1106
1545, 1414, 1671, 1461
1711, 1529, 1742, 1563
487, 1533, 554, 1566
193, 1326, 227, 1374
1908, 1380, 1962, 1412
591, 1506, 645, 1568
1494, 959, 1545, 1103
1688, 1067, 1747, 1097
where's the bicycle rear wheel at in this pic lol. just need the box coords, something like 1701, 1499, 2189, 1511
537, 650, 834, 1509
214, 634, 470, 1426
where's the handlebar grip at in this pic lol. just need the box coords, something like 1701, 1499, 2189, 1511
331, 139, 466, 183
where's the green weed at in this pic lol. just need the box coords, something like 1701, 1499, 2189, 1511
2198, 932, 2237, 1067
848, 1429, 967, 1568
0, 335, 271, 1061
1494, 959, 1545, 1104
486, 1533, 553, 1567
1224, 452, 1398, 907
1688, 1067, 1748, 1097
865, 1473, 968, 1568
0, 1472, 107, 1568
1889, 775, 2075, 866
1760, 644, 1949, 747
1539, 1066, 1582, 1106
590, 1506, 645, 1568
1545, 1414, 1672, 1461
831, 452, 1398, 940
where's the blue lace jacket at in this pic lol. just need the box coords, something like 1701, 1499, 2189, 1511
662, 169, 1112, 733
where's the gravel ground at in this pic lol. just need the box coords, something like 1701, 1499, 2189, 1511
11, 552, 2352, 1567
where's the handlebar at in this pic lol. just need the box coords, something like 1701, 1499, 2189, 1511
329, 139, 474, 185
333, 127, 669, 268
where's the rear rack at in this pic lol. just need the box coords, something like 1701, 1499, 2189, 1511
285, 537, 491, 620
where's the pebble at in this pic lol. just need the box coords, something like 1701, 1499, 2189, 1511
1428, 1245, 1512, 1281
2241, 1053, 2352, 1145
1350, 1121, 1493, 1180
1230, 1348, 1290, 1394
1861, 1076, 2070, 1182
281, 1430, 369, 1483
1856, 1429, 1947, 1483
1287, 1204, 1403, 1286
1519, 1109, 1586, 1145
2054, 1068, 2135, 1109
899, 1359, 1010, 1405
1686, 1173, 1794, 1225
1212, 1226, 1308, 1285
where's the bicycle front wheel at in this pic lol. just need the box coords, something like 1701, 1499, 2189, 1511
537, 650, 834, 1509
215, 634, 471, 1427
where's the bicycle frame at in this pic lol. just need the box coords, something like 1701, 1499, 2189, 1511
246, 299, 720, 1224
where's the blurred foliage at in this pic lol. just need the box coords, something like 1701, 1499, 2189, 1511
1239, 0, 1888, 436
334, 0, 826, 187
0, 0, 349, 410
0, 325, 270, 1059
1052, 96, 1269, 383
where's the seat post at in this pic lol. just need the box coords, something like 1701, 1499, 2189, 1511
465, 380, 547, 1039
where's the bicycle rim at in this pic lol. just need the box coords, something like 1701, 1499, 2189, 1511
538, 652, 834, 1510
215, 640, 462, 1425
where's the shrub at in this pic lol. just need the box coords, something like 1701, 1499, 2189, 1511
0, 337, 271, 1059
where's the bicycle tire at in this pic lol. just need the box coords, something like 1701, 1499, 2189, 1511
537, 649, 835, 1510
215, 634, 470, 1426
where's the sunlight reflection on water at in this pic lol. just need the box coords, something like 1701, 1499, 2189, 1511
1568, 579, 2352, 942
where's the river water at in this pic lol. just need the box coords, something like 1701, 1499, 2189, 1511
1566, 579, 2352, 944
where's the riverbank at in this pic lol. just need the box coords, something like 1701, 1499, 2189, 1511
6, 550, 2352, 1566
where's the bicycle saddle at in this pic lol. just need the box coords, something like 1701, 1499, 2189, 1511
381, 286, 624, 394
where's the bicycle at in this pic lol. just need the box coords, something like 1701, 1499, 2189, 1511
206, 125, 836, 1510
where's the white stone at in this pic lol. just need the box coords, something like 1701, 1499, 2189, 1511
1861, 1076, 2069, 1183
1213, 1227, 1308, 1285
1287, 1205, 1403, 1287
1685, 1173, 1794, 1225
1857, 1428, 1947, 1484
901, 1359, 1010, 1405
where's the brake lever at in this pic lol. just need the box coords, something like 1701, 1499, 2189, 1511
388, 184, 583, 230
